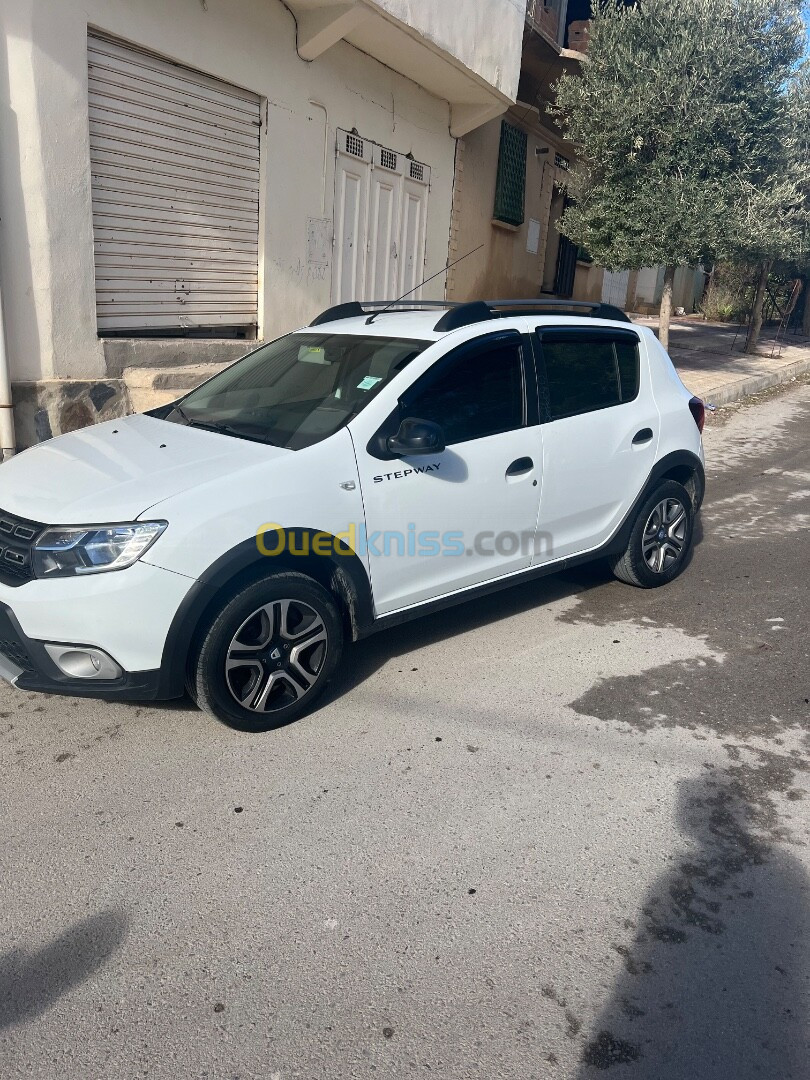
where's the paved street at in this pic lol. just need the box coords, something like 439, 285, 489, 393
2, 383, 809, 1080
637, 316, 810, 406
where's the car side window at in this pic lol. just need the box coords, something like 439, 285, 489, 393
401, 334, 525, 445
536, 330, 640, 421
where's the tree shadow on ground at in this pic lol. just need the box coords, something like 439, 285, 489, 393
576, 772, 810, 1078
0, 908, 128, 1029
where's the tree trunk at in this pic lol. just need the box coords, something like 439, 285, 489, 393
658, 264, 676, 351
802, 278, 810, 337
745, 260, 771, 354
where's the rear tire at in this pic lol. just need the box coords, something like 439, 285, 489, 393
610, 480, 694, 588
190, 572, 343, 732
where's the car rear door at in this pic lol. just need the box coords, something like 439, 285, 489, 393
532, 325, 660, 563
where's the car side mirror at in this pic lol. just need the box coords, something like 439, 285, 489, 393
387, 417, 445, 457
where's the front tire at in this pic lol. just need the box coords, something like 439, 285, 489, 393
610, 480, 694, 588
190, 572, 343, 731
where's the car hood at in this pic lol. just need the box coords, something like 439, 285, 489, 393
0, 413, 291, 524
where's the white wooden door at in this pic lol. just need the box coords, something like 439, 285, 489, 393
397, 163, 430, 299
365, 144, 403, 301
333, 132, 372, 305
333, 130, 430, 305
87, 32, 261, 334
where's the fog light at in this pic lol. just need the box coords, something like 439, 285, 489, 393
43, 645, 123, 681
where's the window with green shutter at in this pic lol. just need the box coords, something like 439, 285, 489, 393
493, 121, 527, 227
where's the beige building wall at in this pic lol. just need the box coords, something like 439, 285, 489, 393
571, 263, 604, 304
447, 104, 573, 303
1, 0, 523, 446
445, 97, 705, 316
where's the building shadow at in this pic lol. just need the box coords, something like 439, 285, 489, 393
0, 908, 128, 1029
576, 773, 809, 1078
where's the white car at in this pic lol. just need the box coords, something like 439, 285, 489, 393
0, 300, 705, 731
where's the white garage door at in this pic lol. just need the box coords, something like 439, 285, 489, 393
332, 129, 431, 305
87, 32, 261, 335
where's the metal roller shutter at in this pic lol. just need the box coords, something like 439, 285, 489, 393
87, 32, 261, 336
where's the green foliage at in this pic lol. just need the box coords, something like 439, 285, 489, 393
551, 0, 808, 273
699, 263, 755, 321
699, 262, 803, 323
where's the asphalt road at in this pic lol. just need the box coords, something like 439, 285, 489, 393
1, 383, 809, 1080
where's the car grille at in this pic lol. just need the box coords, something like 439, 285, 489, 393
0, 508, 45, 586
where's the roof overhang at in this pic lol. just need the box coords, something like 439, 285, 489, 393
282, 0, 516, 135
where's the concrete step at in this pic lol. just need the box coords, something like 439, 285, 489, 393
124, 363, 234, 413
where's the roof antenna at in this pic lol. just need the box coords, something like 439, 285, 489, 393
365, 244, 484, 324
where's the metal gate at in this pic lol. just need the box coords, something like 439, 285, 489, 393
87, 32, 261, 336
553, 234, 577, 298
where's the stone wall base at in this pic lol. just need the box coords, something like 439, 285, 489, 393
103, 338, 252, 377
11, 379, 132, 450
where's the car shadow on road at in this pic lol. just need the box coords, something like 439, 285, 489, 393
0, 908, 128, 1029
324, 513, 704, 707
575, 772, 809, 1078
323, 559, 618, 705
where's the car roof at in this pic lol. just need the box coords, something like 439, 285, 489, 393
295, 309, 642, 342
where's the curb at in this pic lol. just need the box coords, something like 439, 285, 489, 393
683, 355, 810, 407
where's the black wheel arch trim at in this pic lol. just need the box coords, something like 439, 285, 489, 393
597, 449, 704, 560
157, 528, 374, 698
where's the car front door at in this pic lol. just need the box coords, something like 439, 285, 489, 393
350, 330, 543, 616
533, 326, 660, 563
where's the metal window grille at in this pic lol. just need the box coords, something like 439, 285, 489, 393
345, 132, 365, 158
555, 152, 570, 170
410, 160, 425, 182
380, 147, 398, 170
493, 121, 527, 227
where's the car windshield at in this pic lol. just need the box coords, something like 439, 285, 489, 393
168, 332, 429, 449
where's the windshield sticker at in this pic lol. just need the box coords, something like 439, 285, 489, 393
357, 375, 383, 391
299, 346, 329, 364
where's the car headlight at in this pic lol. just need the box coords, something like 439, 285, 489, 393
33, 522, 167, 578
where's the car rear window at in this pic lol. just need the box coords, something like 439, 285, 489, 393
536, 329, 641, 420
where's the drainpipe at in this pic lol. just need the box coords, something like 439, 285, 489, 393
0, 263, 15, 460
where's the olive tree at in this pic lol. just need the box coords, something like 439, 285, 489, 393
551, 0, 807, 350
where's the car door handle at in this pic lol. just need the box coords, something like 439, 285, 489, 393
632, 428, 654, 445
506, 456, 534, 476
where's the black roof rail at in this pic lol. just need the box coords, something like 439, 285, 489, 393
310, 300, 458, 326
433, 299, 632, 332
310, 298, 633, 332
309, 302, 365, 326
432, 301, 494, 332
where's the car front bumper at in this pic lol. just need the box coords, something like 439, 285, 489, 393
0, 561, 196, 700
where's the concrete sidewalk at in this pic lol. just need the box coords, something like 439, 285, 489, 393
634, 315, 810, 405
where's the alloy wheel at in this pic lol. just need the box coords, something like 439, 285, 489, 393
224, 598, 328, 713
642, 497, 688, 573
